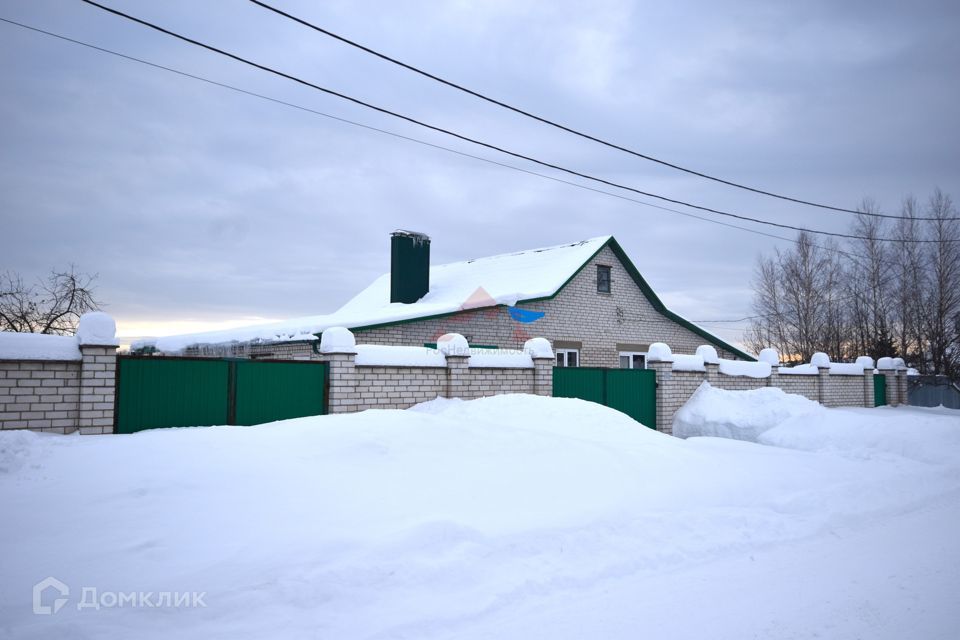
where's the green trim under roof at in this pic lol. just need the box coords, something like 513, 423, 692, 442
339, 236, 755, 361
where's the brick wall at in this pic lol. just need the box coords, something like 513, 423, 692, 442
778, 376, 820, 402
0, 344, 117, 434
650, 350, 887, 433
317, 345, 553, 413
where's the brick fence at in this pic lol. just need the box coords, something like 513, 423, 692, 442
647, 343, 910, 434
316, 330, 554, 413
0, 318, 914, 436
0, 314, 118, 434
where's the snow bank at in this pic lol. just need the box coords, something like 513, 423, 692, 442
468, 352, 533, 368
760, 406, 960, 465
2, 394, 960, 639
856, 356, 875, 369
0, 312, 118, 360
0, 331, 81, 361
672, 354, 705, 372
877, 357, 896, 370
779, 363, 819, 375
673, 382, 824, 440
354, 345, 446, 367
810, 352, 830, 368
718, 358, 771, 378
829, 362, 866, 375
75, 311, 118, 346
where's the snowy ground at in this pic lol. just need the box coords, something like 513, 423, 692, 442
1, 394, 959, 639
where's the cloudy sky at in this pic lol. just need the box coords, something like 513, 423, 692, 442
2, 0, 958, 347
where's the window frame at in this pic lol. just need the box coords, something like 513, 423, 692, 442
596, 265, 612, 294
556, 348, 580, 368
618, 351, 647, 369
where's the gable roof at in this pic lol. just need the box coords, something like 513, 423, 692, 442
139, 236, 754, 360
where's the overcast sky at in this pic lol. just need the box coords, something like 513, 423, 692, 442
2, 0, 958, 347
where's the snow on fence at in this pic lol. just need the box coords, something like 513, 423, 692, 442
0, 313, 119, 434
646, 343, 910, 434
317, 329, 554, 413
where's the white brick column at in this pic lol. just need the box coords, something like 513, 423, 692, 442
445, 355, 469, 399
816, 365, 830, 405
704, 361, 719, 385
78, 344, 117, 434
321, 352, 358, 413
863, 370, 874, 407
532, 357, 553, 396
647, 360, 672, 434
878, 364, 898, 406
768, 364, 779, 388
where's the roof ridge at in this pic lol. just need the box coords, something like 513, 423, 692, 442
437, 235, 612, 269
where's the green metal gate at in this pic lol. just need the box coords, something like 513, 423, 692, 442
874, 373, 887, 407
116, 357, 327, 434
553, 367, 656, 428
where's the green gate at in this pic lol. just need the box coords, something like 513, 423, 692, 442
234, 360, 327, 426
874, 373, 887, 407
116, 357, 327, 434
553, 367, 656, 428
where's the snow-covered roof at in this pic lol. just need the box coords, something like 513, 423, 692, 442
139, 237, 611, 353
137, 235, 754, 360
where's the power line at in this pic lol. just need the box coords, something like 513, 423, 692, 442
2, 17, 934, 339
76, 0, 960, 243
0, 15, 867, 259
249, 0, 951, 223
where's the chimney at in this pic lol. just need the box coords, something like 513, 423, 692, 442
390, 230, 431, 303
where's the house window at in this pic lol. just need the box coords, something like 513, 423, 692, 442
619, 351, 646, 369
597, 265, 611, 293
556, 349, 579, 367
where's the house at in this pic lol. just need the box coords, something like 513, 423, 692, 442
142, 232, 753, 364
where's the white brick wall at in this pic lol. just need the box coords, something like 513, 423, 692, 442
318, 350, 554, 413
0, 344, 116, 434
653, 364, 882, 433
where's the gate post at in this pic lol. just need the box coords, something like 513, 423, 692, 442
524, 338, 554, 397
317, 328, 359, 414
647, 343, 674, 434
77, 313, 119, 435
445, 354, 470, 399
857, 357, 875, 407
532, 357, 554, 396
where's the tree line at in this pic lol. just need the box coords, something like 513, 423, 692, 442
746, 188, 959, 378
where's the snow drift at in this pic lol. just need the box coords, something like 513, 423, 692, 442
2, 394, 959, 639
673, 382, 825, 441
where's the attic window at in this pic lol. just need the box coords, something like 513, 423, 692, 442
597, 265, 611, 293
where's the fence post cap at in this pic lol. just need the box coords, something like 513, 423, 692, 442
320, 327, 356, 353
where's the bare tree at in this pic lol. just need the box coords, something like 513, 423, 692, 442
922, 189, 960, 377
891, 196, 927, 370
0, 266, 102, 335
746, 232, 846, 362
846, 200, 894, 360
749, 189, 960, 378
